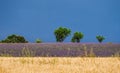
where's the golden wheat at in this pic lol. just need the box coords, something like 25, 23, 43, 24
0, 57, 120, 73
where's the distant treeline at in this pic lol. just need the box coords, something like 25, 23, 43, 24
0, 27, 105, 43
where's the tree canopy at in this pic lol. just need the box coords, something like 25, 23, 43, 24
71, 32, 84, 43
54, 27, 71, 42
1, 34, 28, 43
96, 35, 105, 43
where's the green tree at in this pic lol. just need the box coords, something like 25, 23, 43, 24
96, 35, 105, 43
71, 32, 84, 43
71, 38, 76, 43
54, 27, 71, 42
36, 38, 42, 43
1, 34, 28, 43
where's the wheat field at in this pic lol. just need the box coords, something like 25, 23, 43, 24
0, 57, 120, 73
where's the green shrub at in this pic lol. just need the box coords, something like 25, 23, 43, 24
1, 34, 28, 43
36, 39, 42, 43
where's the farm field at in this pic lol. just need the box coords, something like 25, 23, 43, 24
0, 43, 120, 57
0, 43, 120, 73
0, 57, 120, 73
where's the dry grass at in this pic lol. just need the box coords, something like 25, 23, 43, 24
0, 57, 120, 73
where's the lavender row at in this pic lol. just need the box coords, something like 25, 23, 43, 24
0, 43, 120, 57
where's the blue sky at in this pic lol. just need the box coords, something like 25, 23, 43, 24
0, 0, 120, 43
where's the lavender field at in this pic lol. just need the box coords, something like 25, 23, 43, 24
0, 43, 120, 57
